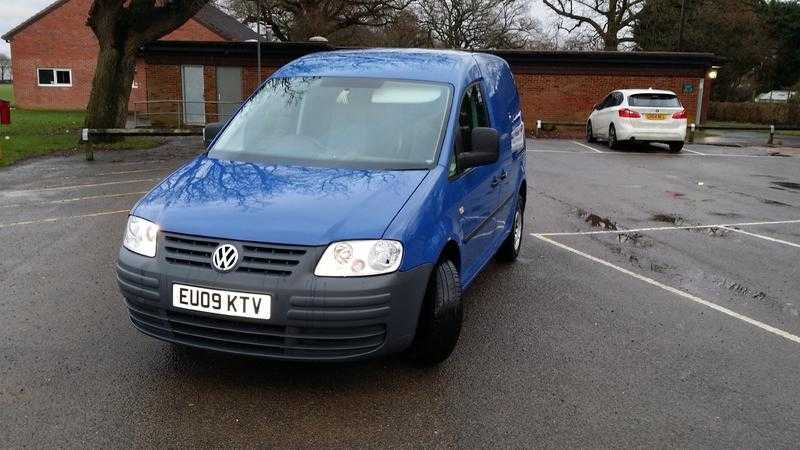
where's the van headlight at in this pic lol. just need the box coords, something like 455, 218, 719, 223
123, 216, 159, 258
314, 240, 403, 277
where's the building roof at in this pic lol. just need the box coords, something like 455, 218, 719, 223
193, 5, 259, 41
2, 1, 257, 42
142, 41, 723, 76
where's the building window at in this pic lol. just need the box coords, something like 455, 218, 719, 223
37, 68, 72, 87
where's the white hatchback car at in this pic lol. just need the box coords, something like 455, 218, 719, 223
586, 89, 688, 152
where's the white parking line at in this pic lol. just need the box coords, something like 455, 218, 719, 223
534, 219, 800, 237
526, 149, 585, 154
720, 226, 800, 249
9, 178, 157, 193
525, 149, 793, 158
684, 149, 706, 155
0, 191, 149, 209
0, 209, 131, 229
0, 209, 130, 229
533, 234, 800, 345
95, 168, 165, 176
572, 140, 604, 153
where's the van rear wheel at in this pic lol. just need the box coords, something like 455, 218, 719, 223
410, 259, 463, 366
497, 193, 524, 262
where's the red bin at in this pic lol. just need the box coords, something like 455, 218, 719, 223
0, 100, 10, 125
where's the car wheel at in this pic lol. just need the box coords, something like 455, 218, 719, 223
497, 193, 524, 262
668, 141, 684, 153
409, 259, 463, 366
586, 122, 597, 143
608, 125, 621, 150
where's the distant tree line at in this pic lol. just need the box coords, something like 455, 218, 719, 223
633, 0, 800, 102
219, 0, 552, 49
221, 0, 800, 101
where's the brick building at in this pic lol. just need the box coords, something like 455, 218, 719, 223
1, 0, 257, 111
140, 41, 721, 133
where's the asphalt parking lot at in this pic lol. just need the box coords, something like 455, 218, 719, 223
1, 137, 799, 448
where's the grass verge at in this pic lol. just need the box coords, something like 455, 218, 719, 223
0, 109, 161, 167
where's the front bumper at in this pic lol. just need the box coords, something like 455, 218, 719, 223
116, 244, 432, 362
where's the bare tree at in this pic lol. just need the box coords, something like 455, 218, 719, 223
541, 0, 645, 50
415, 0, 544, 49
221, 0, 411, 43
84, 0, 211, 130
0, 53, 10, 81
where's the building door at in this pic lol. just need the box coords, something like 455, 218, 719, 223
181, 65, 205, 125
216, 67, 242, 123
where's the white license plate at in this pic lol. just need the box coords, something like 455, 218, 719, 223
172, 284, 271, 320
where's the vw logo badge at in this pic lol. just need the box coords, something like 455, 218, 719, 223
212, 244, 239, 272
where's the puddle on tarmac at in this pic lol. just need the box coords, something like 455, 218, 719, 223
585, 213, 617, 230
762, 199, 792, 207
651, 213, 684, 224
772, 181, 800, 191
617, 232, 654, 248
710, 212, 742, 218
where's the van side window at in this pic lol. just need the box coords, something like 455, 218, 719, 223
450, 84, 490, 176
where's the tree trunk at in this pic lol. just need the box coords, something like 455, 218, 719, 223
603, 30, 619, 50
85, 43, 138, 130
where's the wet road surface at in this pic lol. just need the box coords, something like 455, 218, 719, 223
1, 138, 799, 447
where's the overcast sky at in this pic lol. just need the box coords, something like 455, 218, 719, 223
0, 0, 558, 56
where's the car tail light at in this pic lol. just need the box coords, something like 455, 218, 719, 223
618, 108, 641, 118
672, 110, 688, 119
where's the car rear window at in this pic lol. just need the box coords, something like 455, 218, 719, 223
628, 94, 681, 108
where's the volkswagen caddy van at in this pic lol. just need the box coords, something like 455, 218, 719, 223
117, 49, 527, 364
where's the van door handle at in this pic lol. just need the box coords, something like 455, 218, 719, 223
491, 177, 500, 187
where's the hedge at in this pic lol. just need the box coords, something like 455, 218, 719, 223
708, 102, 800, 126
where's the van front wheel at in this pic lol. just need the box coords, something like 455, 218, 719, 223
410, 259, 463, 366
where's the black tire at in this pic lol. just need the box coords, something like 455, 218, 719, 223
586, 122, 597, 143
410, 259, 463, 366
668, 141, 684, 153
608, 125, 621, 150
497, 193, 524, 262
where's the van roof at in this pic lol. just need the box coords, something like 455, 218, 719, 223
273, 48, 489, 84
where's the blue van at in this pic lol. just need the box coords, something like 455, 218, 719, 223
117, 49, 527, 364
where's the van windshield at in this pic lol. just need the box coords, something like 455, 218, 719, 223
210, 77, 453, 170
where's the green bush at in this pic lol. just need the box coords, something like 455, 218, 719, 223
708, 101, 800, 126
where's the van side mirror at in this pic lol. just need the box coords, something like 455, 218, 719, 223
457, 127, 499, 169
203, 122, 223, 148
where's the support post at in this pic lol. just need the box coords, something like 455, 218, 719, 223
688, 123, 695, 143
82, 128, 94, 161
768, 125, 775, 145
535, 120, 542, 138
695, 78, 705, 128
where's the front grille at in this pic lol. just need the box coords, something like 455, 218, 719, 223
126, 298, 386, 359
162, 233, 308, 277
